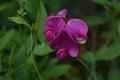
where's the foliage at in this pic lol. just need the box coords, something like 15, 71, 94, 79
0, 0, 120, 80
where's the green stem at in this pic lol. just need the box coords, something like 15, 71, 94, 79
91, 61, 97, 80
103, 4, 117, 41
0, 54, 1, 70
112, 17, 117, 41
31, 56, 43, 80
7, 61, 27, 74
30, 28, 43, 80
76, 57, 97, 80
8, 46, 15, 69
32, 0, 41, 30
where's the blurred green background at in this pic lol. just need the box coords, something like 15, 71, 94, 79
0, 0, 120, 80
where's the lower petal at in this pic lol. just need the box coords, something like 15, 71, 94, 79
50, 31, 65, 50
66, 40, 79, 57
56, 49, 67, 60
50, 31, 79, 58
65, 32, 79, 57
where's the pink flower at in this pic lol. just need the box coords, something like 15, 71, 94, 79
44, 9, 88, 60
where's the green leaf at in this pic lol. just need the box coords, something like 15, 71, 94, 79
0, 29, 14, 51
0, 76, 13, 80
117, 19, 120, 35
17, 0, 37, 19
108, 63, 120, 80
0, 2, 13, 11
0, 53, 1, 69
8, 46, 15, 66
112, 1, 120, 11
33, 44, 53, 56
82, 39, 120, 62
9, 16, 31, 29
13, 35, 31, 67
37, 1, 47, 44
84, 15, 108, 27
45, 0, 61, 13
91, 0, 110, 5
38, 56, 49, 69
48, 58, 59, 67
95, 41, 120, 61
12, 30, 27, 45
42, 64, 71, 80
13, 36, 32, 80
17, 0, 47, 43
82, 52, 95, 62
69, 77, 81, 80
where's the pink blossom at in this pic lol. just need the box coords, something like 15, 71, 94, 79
44, 9, 88, 60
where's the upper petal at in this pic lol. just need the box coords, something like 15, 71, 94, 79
67, 19, 88, 33
56, 9, 67, 18
44, 16, 65, 42
66, 19, 88, 42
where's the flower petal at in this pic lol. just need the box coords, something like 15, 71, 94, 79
50, 31, 79, 57
66, 43, 79, 57
67, 19, 88, 33
66, 19, 88, 42
76, 29, 88, 42
56, 49, 67, 60
44, 16, 65, 43
65, 32, 79, 57
44, 29, 55, 41
49, 31, 66, 50
57, 9, 67, 18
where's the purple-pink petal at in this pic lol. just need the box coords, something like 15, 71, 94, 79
76, 29, 88, 41
49, 31, 66, 50
56, 49, 67, 60
50, 31, 79, 57
64, 31, 79, 57
44, 9, 88, 60
67, 19, 88, 33
56, 9, 67, 18
44, 29, 55, 41
44, 16, 65, 43
66, 19, 88, 42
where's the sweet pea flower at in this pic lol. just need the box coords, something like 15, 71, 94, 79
44, 9, 88, 60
